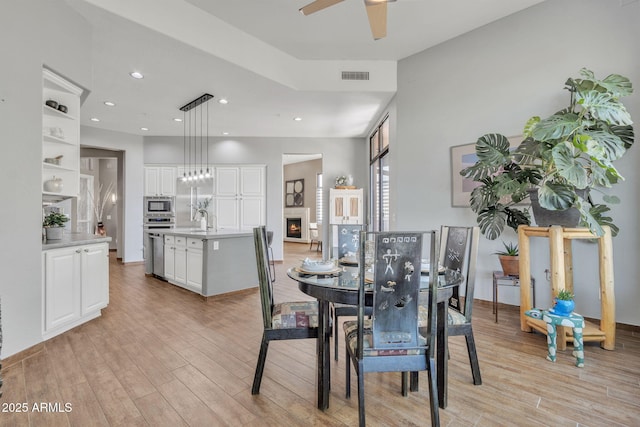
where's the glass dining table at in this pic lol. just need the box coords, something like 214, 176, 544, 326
287, 264, 462, 411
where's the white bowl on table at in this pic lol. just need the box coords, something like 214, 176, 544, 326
301, 258, 335, 272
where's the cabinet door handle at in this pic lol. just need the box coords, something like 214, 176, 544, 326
76, 249, 82, 253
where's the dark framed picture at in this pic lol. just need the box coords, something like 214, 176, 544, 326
285, 179, 304, 207
450, 136, 522, 207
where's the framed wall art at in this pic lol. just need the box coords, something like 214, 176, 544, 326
285, 179, 304, 207
450, 135, 523, 207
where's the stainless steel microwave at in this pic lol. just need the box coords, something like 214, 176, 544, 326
144, 196, 175, 216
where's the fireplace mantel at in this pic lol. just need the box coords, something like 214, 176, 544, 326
284, 208, 310, 243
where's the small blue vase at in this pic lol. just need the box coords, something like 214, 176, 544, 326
553, 298, 574, 316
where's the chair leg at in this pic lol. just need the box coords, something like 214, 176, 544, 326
426, 358, 440, 427
251, 334, 270, 394
464, 328, 482, 385
334, 311, 339, 361
357, 361, 366, 427
410, 371, 419, 392
345, 348, 351, 398
401, 372, 408, 396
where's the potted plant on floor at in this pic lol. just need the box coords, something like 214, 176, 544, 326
460, 69, 634, 240
494, 241, 519, 276
553, 289, 575, 316
43, 212, 69, 240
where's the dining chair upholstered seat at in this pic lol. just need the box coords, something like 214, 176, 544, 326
271, 301, 318, 329
344, 230, 440, 427
418, 305, 467, 327
251, 227, 319, 395
344, 320, 426, 356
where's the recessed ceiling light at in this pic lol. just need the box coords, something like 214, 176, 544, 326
130, 71, 144, 79
294, 117, 302, 121
173, 118, 183, 122
218, 98, 228, 105
222, 131, 229, 135
90, 117, 100, 122
104, 101, 116, 107
140, 127, 149, 131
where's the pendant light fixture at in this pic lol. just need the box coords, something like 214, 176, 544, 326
179, 93, 213, 184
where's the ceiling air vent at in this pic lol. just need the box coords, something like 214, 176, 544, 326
341, 71, 370, 81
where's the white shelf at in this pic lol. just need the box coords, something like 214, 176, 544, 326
43, 162, 75, 172
43, 134, 75, 145
42, 68, 82, 200
43, 105, 77, 121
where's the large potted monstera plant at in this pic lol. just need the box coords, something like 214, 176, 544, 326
461, 68, 634, 240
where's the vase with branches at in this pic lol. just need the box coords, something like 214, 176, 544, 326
88, 182, 114, 236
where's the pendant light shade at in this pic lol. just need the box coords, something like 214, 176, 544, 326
179, 93, 213, 185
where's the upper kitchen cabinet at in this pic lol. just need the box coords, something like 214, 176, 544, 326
329, 188, 363, 224
42, 68, 83, 200
144, 166, 176, 196
215, 165, 265, 229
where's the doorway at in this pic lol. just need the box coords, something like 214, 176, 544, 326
282, 154, 322, 259
81, 147, 124, 258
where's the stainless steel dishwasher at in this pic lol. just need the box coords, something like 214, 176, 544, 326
149, 233, 165, 278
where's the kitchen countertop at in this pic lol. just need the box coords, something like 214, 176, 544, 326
42, 232, 112, 250
146, 228, 253, 239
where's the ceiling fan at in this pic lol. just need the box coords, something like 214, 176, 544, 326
299, 0, 397, 40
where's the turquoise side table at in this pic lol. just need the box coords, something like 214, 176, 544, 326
525, 308, 585, 367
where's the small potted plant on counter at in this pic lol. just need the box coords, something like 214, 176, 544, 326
494, 241, 519, 276
43, 212, 69, 240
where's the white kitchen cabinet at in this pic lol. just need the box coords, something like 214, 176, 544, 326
42, 68, 83, 200
164, 235, 202, 292
43, 242, 109, 339
185, 238, 203, 292
144, 166, 176, 196
329, 188, 363, 224
214, 165, 265, 229
164, 235, 186, 281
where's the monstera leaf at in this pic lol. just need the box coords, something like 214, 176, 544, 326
537, 183, 576, 210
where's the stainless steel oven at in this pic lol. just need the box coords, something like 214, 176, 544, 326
144, 196, 175, 216
144, 217, 175, 228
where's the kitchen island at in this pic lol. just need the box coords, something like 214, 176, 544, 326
145, 228, 258, 298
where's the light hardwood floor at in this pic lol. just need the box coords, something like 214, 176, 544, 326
2, 242, 639, 426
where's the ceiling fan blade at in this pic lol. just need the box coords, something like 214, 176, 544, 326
365, 1, 387, 40
299, 0, 344, 15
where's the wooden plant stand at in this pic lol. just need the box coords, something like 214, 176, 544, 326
518, 225, 615, 350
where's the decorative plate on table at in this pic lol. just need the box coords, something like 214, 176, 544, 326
339, 256, 358, 265
296, 258, 341, 275
294, 266, 342, 275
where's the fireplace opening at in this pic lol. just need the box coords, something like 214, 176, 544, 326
287, 218, 302, 238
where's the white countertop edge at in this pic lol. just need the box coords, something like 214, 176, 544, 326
147, 228, 254, 239
43, 233, 112, 250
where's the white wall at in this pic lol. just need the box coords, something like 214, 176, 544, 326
394, 0, 640, 325
81, 127, 145, 263
0, 0, 92, 357
144, 136, 367, 260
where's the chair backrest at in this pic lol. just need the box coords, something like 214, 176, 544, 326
358, 230, 438, 357
254, 226, 273, 329
439, 226, 479, 322
334, 224, 362, 259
